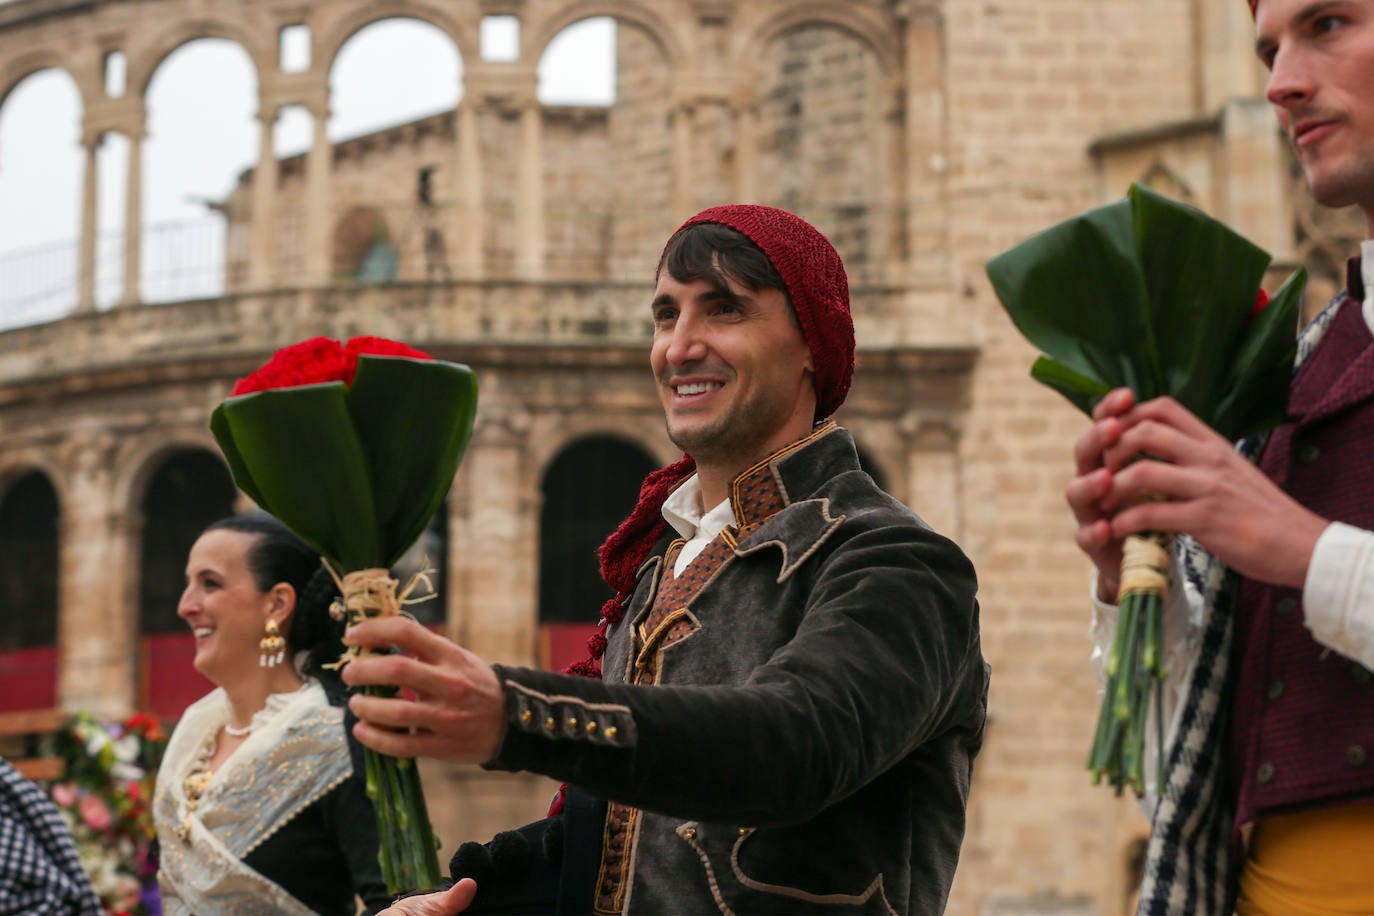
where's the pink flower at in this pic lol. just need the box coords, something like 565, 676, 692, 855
50, 782, 78, 808
79, 793, 112, 831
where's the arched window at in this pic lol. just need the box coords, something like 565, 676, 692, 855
538, 437, 657, 669
0, 471, 60, 711
137, 449, 236, 719
138, 450, 238, 633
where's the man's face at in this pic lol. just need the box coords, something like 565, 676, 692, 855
1256, 0, 1374, 214
649, 271, 816, 469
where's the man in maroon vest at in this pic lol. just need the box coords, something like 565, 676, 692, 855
1067, 1, 1374, 912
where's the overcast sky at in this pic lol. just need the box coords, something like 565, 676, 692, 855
0, 16, 614, 321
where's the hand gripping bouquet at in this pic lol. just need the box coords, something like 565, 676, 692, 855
211, 335, 477, 891
986, 185, 1305, 796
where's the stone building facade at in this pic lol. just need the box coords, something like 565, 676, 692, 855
0, 0, 1356, 912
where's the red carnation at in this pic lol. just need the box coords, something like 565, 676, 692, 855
232, 336, 433, 396
1244, 288, 1270, 330
342, 336, 433, 379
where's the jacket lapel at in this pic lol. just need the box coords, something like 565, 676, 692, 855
733, 498, 845, 583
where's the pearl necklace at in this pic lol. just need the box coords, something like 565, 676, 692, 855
223, 721, 254, 737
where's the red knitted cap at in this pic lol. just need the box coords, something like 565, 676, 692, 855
672, 204, 855, 420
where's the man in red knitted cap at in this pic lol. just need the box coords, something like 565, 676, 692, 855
1066, 1, 1374, 912
346, 204, 988, 915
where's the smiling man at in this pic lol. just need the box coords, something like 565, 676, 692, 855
345, 204, 988, 916
1065, 1, 1374, 913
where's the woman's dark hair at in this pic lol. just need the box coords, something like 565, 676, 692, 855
656, 221, 789, 300
202, 512, 347, 703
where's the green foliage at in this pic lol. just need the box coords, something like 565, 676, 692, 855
986, 183, 1303, 440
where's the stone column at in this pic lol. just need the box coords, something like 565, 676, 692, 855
1221, 98, 1293, 262
447, 406, 535, 666
514, 98, 545, 280
453, 99, 485, 279
303, 96, 333, 285
250, 106, 279, 288
1198, 0, 1265, 112
670, 100, 695, 218
732, 94, 759, 203
903, 8, 950, 290
57, 437, 136, 718
119, 128, 144, 306
77, 132, 99, 312
901, 412, 963, 543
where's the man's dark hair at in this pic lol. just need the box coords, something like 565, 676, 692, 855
656, 221, 788, 301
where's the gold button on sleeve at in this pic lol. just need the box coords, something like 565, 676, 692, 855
605, 726, 618, 740
545, 716, 556, 731
566, 717, 578, 730
520, 710, 533, 726
586, 721, 598, 734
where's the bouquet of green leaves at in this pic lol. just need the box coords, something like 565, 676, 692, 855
986, 184, 1305, 796
211, 335, 478, 891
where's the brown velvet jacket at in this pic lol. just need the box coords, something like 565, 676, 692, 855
490, 425, 988, 915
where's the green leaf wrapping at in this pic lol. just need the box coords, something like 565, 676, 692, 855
211, 382, 382, 569
210, 356, 479, 572
986, 183, 1303, 439
347, 356, 479, 567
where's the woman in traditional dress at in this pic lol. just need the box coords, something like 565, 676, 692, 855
152, 512, 391, 914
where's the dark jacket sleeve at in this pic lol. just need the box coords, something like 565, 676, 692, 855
487, 520, 985, 826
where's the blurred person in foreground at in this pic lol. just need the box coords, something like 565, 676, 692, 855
347, 204, 989, 915
1067, 1, 1374, 912
0, 757, 101, 915
152, 512, 391, 914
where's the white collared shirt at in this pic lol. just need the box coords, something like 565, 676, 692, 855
661, 474, 735, 576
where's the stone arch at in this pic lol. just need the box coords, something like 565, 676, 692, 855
525, 1, 688, 73
537, 433, 659, 626
0, 466, 61, 711
129, 19, 269, 100
733, 2, 900, 79
0, 50, 87, 116
318, 4, 477, 79
135, 447, 237, 637
524, 417, 675, 492
0, 450, 65, 505
110, 430, 227, 526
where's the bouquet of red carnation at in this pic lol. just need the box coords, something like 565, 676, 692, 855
986, 185, 1305, 797
212, 335, 478, 892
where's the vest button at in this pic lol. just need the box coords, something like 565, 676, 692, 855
1348, 745, 1368, 768
1351, 665, 1372, 685
1266, 680, 1285, 700
1297, 443, 1321, 464
1257, 762, 1276, 784
1275, 597, 1298, 616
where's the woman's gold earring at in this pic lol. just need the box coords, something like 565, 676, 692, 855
259, 620, 285, 668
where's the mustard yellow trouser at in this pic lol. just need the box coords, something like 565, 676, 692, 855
1236, 803, 1374, 915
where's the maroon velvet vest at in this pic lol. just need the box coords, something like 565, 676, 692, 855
1230, 272, 1374, 838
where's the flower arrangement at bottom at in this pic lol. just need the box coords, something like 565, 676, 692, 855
43, 712, 167, 916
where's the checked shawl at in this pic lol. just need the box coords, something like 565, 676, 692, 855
1134, 288, 1344, 915
0, 758, 101, 916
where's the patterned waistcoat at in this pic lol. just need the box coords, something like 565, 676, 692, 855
593, 457, 792, 914
1230, 285, 1374, 835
